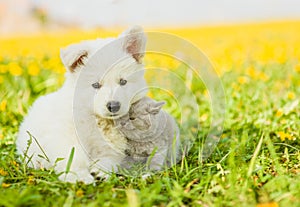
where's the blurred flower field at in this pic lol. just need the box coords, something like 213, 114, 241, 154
0, 21, 300, 206
1, 21, 299, 143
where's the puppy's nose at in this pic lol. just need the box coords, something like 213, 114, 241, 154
106, 101, 121, 113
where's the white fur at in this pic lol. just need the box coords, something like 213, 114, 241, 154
16, 26, 148, 183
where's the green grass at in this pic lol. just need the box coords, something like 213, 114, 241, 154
0, 55, 300, 207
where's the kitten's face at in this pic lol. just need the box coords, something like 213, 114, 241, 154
115, 112, 151, 131
129, 114, 151, 130
114, 98, 165, 140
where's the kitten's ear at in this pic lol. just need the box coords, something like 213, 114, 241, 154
60, 42, 89, 72
147, 101, 166, 115
121, 26, 146, 63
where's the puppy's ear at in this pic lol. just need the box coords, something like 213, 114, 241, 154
60, 44, 89, 72
121, 26, 146, 63
147, 101, 166, 115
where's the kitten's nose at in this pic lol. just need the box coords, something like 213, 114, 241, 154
106, 101, 121, 113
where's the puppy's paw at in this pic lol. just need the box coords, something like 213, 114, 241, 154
59, 170, 95, 184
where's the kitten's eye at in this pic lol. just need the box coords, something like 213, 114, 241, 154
119, 78, 127, 86
92, 82, 101, 89
129, 117, 135, 120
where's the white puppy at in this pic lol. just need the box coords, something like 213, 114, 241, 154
16, 26, 148, 183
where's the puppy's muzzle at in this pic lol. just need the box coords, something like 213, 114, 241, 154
106, 101, 121, 113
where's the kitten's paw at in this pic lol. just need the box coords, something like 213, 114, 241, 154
90, 169, 110, 181
92, 172, 110, 181
141, 172, 153, 180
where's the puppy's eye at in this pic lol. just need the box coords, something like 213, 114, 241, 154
119, 78, 127, 86
92, 82, 101, 89
129, 117, 135, 120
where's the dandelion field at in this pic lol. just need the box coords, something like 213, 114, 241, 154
0, 21, 300, 206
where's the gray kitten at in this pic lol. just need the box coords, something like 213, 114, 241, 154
114, 97, 180, 170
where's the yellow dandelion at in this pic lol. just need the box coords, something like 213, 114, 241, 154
8, 62, 23, 76
277, 54, 286, 64
27, 176, 35, 185
294, 64, 300, 73
238, 76, 249, 84
0, 133, 3, 140
287, 91, 296, 100
28, 63, 40, 76
277, 131, 293, 141
167, 58, 180, 69
0, 100, 7, 112
11, 160, 19, 167
275, 109, 283, 117
55, 66, 65, 74
258, 72, 269, 82
256, 202, 279, 207
0, 75, 3, 84
1, 183, 11, 188
0, 65, 7, 73
0, 168, 8, 176
76, 189, 84, 197
147, 91, 154, 98
246, 66, 257, 78
200, 113, 208, 122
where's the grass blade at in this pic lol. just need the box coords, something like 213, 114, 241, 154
65, 147, 75, 174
